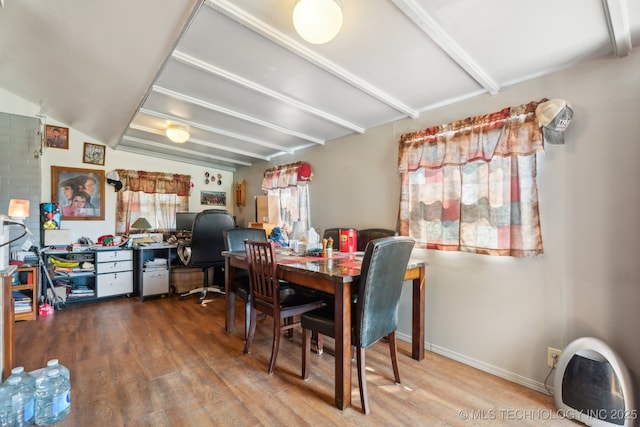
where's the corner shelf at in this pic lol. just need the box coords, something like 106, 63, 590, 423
13, 266, 38, 321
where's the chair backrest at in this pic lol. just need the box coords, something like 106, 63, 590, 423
323, 228, 342, 246
354, 236, 415, 349
356, 228, 397, 252
244, 240, 280, 306
189, 209, 235, 268
223, 227, 267, 252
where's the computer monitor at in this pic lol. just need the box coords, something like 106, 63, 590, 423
175, 212, 198, 232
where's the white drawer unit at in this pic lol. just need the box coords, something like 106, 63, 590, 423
96, 260, 133, 274
141, 270, 169, 297
97, 271, 134, 298
95, 249, 133, 298
134, 245, 174, 301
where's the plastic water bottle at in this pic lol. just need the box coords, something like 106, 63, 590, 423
34, 368, 71, 426
0, 382, 14, 426
2, 376, 35, 426
7, 366, 36, 391
45, 359, 70, 382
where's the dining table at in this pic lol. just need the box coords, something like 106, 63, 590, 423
222, 248, 427, 410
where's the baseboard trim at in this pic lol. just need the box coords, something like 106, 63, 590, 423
396, 332, 554, 396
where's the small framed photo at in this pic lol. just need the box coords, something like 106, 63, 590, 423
200, 190, 226, 206
45, 125, 69, 149
83, 142, 106, 166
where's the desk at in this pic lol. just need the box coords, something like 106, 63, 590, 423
223, 250, 426, 410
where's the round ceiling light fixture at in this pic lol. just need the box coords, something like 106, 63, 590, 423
166, 124, 190, 143
293, 0, 343, 45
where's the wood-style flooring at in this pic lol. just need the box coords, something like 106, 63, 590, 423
14, 294, 577, 426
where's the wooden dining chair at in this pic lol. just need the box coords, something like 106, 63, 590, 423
243, 240, 326, 374
300, 236, 415, 414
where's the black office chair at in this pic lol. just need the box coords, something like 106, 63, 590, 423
243, 240, 326, 374
223, 227, 268, 339
356, 228, 397, 252
301, 236, 415, 414
179, 209, 235, 303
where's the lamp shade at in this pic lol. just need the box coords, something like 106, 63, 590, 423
293, 0, 343, 45
131, 217, 152, 230
166, 124, 190, 143
8, 199, 30, 219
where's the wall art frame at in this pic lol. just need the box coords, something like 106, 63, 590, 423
45, 125, 69, 149
200, 190, 226, 206
51, 166, 105, 220
82, 142, 106, 166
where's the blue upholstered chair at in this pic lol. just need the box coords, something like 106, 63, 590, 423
301, 236, 415, 414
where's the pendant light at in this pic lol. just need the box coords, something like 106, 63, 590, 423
293, 0, 343, 45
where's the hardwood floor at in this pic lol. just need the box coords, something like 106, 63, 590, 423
14, 294, 576, 426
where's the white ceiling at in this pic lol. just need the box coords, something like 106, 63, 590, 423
1, 0, 638, 171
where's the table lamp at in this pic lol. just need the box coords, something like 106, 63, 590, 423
1, 199, 33, 270
131, 217, 152, 233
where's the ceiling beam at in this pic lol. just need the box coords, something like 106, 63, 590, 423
129, 123, 271, 161
172, 50, 366, 134
152, 85, 325, 145
390, 0, 500, 96
121, 135, 252, 167
137, 107, 295, 155
602, 0, 632, 57
205, 0, 419, 119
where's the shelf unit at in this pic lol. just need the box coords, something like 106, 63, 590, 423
12, 266, 37, 321
42, 247, 133, 304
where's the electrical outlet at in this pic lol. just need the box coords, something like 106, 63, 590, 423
548, 347, 562, 368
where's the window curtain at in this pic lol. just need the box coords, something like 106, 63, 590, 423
115, 170, 190, 234
397, 101, 544, 257
261, 162, 311, 230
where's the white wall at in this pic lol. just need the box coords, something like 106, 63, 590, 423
0, 88, 236, 244
234, 50, 640, 406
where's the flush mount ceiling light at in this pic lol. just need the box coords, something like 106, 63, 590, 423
166, 124, 190, 143
293, 0, 343, 45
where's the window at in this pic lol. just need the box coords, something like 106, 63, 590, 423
114, 170, 190, 234
262, 162, 312, 231
397, 101, 544, 257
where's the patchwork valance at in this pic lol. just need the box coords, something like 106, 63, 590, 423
117, 170, 191, 196
261, 162, 312, 190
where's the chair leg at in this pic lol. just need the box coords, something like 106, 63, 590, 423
244, 300, 251, 340
302, 327, 311, 379
268, 318, 281, 374
388, 331, 401, 384
243, 306, 257, 354
315, 332, 324, 355
356, 346, 370, 414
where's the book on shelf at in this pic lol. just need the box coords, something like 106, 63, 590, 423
12, 290, 32, 302
14, 305, 33, 314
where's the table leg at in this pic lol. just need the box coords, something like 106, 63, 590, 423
334, 280, 351, 409
411, 265, 426, 361
225, 257, 236, 333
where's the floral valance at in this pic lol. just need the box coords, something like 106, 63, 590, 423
398, 100, 544, 173
261, 161, 312, 190
117, 170, 191, 196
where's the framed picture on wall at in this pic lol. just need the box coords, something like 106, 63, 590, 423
82, 142, 106, 166
51, 166, 105, 220
200, 190, 226, 206
45, 125, 69, 149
